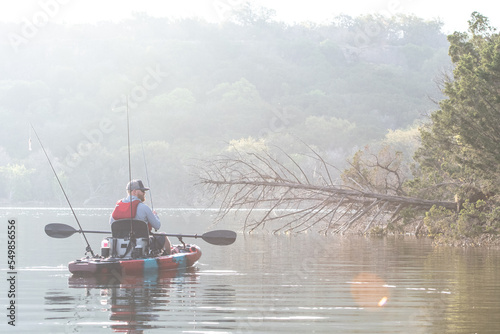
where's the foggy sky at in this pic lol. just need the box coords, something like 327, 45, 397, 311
1, 0, 499, 34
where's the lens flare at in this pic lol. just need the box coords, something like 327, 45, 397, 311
350, 272, 390, 309
378, 296, 388, 306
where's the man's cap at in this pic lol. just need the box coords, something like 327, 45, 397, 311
126, 179, 150, 192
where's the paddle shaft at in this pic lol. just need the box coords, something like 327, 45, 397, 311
67, 230, 203, 238
45, 223, 236, 245
71, 230, 201, 238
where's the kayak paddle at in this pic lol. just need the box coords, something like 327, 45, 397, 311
44, 223, 237, 246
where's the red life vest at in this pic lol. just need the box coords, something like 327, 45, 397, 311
111, 199, 141, 220
111, 199, 153, 232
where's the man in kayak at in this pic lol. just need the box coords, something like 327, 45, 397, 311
110, 179, 171, 255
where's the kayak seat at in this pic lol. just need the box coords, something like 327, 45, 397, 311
111, 219, 150, 239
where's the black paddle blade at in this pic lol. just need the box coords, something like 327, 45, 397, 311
45, 223, 78, 238
201, 230, 237, 246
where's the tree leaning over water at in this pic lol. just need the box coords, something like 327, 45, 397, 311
199, 142, 455, 235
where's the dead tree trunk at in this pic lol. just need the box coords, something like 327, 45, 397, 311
198, 146, 456, 234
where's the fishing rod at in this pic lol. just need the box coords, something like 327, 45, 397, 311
139, 131, 154, 210
127, 98, 153, 210
126, 97, 135, 235
30, 124, 96, 257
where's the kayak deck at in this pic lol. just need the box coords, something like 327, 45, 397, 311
69, 244, 202, 276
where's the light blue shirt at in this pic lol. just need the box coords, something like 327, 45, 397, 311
109, 195, 161, 230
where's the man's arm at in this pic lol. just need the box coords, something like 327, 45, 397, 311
138, 203, 161, 230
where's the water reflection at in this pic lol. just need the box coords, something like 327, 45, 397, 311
44, 290, 79, 319
7, 206, 500, 333
63, 268, 199, 333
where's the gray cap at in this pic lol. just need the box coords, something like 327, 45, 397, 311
126, 179, 150, 192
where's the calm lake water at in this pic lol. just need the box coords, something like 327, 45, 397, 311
1, 207, 500, 333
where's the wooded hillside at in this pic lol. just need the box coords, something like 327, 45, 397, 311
0, 9, 450, 206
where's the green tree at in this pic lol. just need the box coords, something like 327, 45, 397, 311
410, 13, 500, 241
0, 164, 34, 202
414, 13, 500, 197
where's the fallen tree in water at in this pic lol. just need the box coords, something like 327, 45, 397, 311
198, 145, 456, 235
200, 14, 500, 243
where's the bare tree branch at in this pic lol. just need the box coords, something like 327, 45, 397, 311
198, 145, 455, 234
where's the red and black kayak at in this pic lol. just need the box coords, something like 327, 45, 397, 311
45, 221, 236, 276
68, 244, 202, 276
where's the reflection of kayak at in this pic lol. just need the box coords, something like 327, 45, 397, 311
67, 265, 199, 334
69, 244, 202, 276
68, 265, 197, 287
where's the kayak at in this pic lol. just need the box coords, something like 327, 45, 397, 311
68, 244, 202, 276
45, 220, 234, 276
